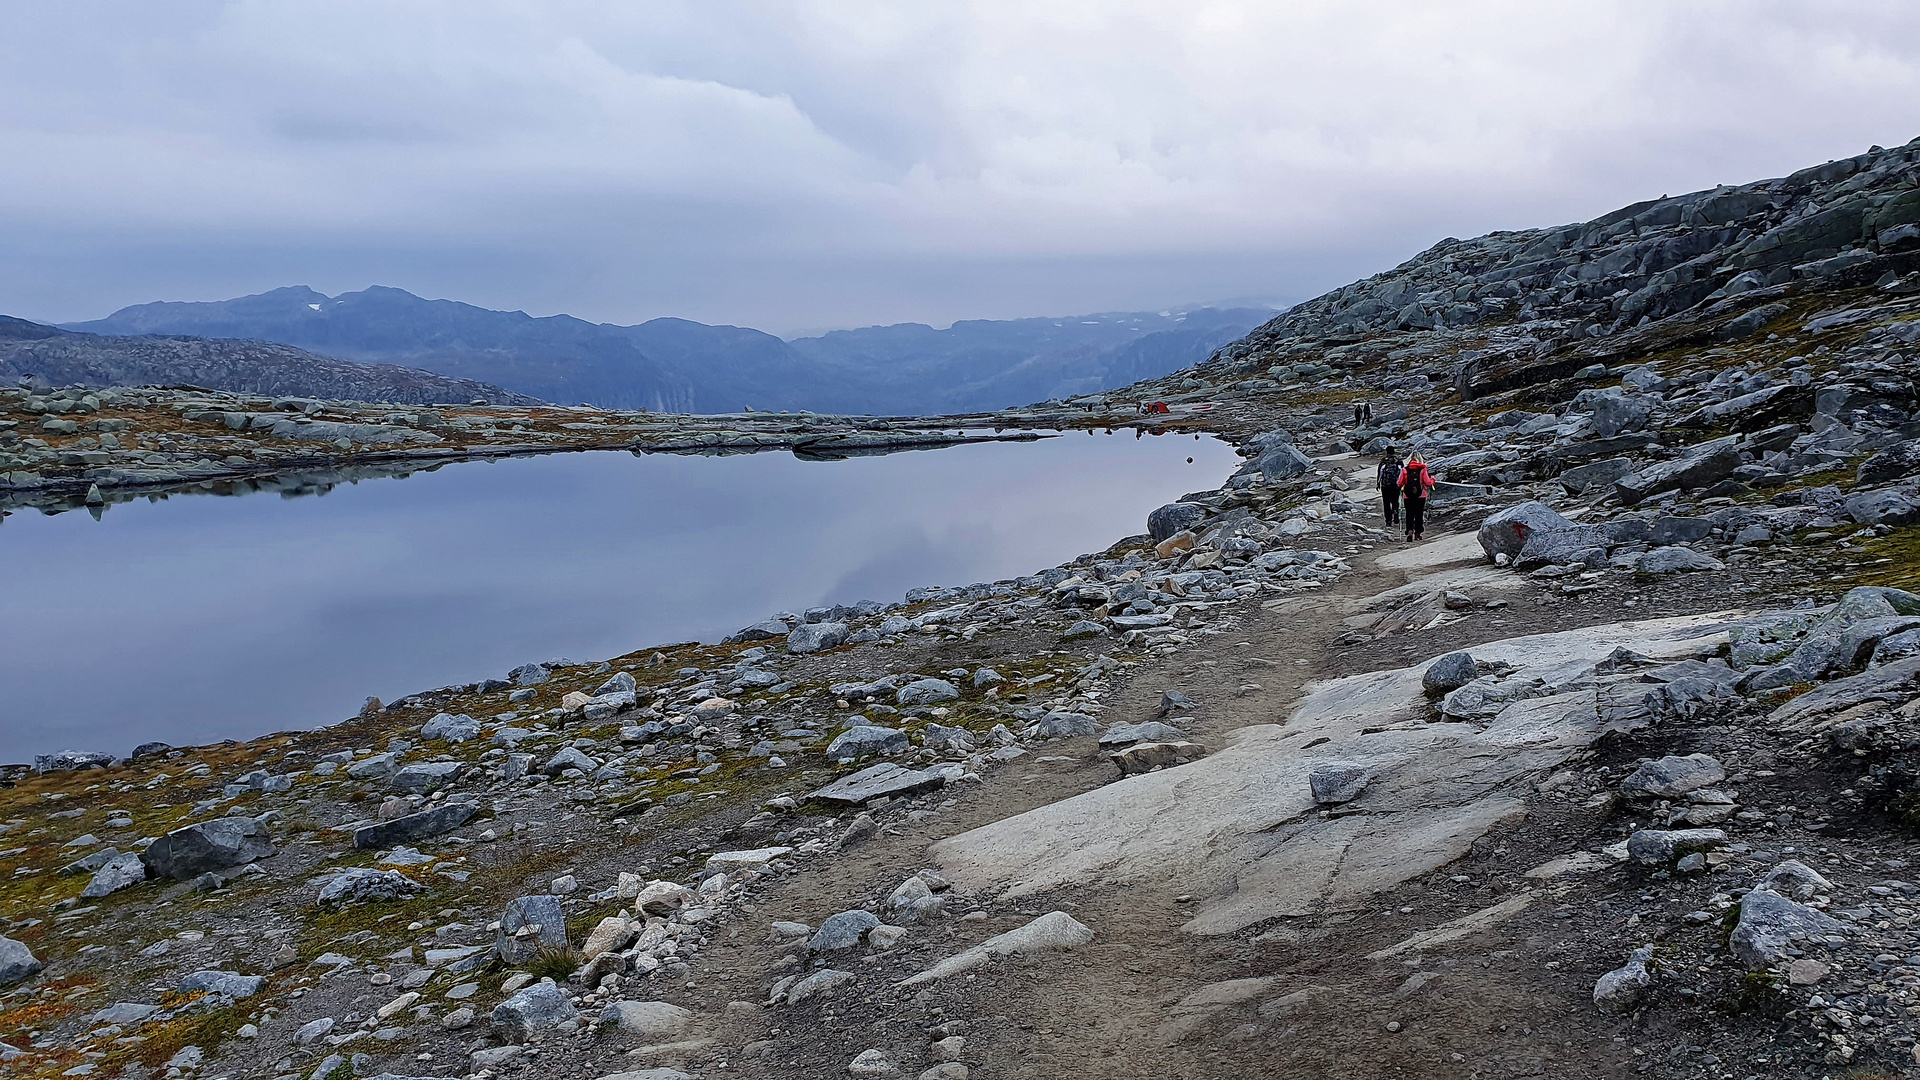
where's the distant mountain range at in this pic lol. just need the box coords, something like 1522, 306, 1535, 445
0, 315, 538, 406
65, 287, 1272, 414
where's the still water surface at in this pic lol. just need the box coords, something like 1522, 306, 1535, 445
0, 431, 1237, 760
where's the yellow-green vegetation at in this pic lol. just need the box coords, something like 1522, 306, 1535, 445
522, 944, 581, 982
1847, 526, 1920, 593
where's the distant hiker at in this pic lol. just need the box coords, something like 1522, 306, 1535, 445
1362, 402, 1373, 422
1377, 451, 1402, 528
1399, 452, 1435, 542
1353, 402, 1364, 425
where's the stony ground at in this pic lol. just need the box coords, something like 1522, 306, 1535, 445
9, 139, 1920, 1080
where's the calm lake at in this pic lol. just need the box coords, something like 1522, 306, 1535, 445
0, 430, 1238, 761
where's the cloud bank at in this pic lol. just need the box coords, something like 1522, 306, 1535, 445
2, 1, 1917, 332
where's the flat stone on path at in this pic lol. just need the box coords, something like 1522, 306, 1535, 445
809, 763, 948, 806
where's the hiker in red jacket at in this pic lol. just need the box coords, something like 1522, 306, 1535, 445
1399, 453, 1434, 542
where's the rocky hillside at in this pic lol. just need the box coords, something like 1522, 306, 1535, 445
0, 316, 540, 407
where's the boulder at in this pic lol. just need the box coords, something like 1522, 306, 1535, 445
1590, 393, 1653, 438
544, 747, 597, 776
1557, 457, 1634, 495
1421, 652, 1479, 695
1307, 762, 1368, 805
178, 970, 264, 999
787, 622, 850, 655
1619, 754, 1724, 800
501, 895, 570, 947
1112, 742, 1207, 776
1843, 488, 1920, 526
1729, 889, 1848, 970
809, 763, 949, 806
1147, 502, 1208, 542
421, 713, 481, 743
508, 663, 550, 686
895, 679, 960, 706
1858, 439, 1920, 485
1592, 945, 1653, 1013
582, 917, 637, 960
140, 817, 276, 881
1037, 711, 1097, 738
390, 761, 462, 793
346, 752, 400, 781
598, 999, 692, 1040
1744, 587, 1920, 689
1614, 437, 1742, 505
633, 880, 693, 917
898, 911, 1094, 986
80, 852, 147, 899
810, 910, 881, 952
728, 619, 793, 643
1096, 721, 1185, 748
784, 968, 856, 1005
1635, 547, 1725, 574
1477, 502, 1574, 562
353, 801, 476, 850
1242, 444, 1313, 483
0, 936, 40, 985
491, 979, 577, 1041
1625, 828, 1725, 866
826, 726, 908, 762
1756, 859, 1833, 902
319, 868, 425, 907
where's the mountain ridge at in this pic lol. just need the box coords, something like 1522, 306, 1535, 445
66, 288, 1271, 415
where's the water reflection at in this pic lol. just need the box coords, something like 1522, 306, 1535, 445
0, 432, 1239, 760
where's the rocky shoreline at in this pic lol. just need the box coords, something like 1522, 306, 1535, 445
6, 139, 1920, 1080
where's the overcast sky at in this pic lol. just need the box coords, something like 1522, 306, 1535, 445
3, 2, 1918, 335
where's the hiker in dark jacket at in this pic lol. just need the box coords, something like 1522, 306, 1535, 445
1377, 452, 1402, 528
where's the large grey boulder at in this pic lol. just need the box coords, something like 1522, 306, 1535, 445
809, 763, 949, 805
787, 622, 850, 655
1858, 439, 1920, 485
1744, 587, 1920, 689
1307, 762, 1368, 805
346, 752, 400, 781
1037, 711, 1098, 738
1241, 444, 1313, 483
1729, 889, 1847, 970
491, 979, 577, 1041
0, 936, 40, 985
318, 868, 425, 908
1625, 828, 1725, 865
1843, 488, 1920, 526
1620, 754, 1724, 800
1614, 437, 1742, 505
1590, 392, 1653, 438
80, 852, 147, 899
810, 910, 881, 952
895, 678, 960, 706
178, 970, 264, 999
140, 817, 277, 881
826, 726, 908, 762
544, 747, 597, 776
727, 619, 792, 643
1593, 945, 1653, 1014
1097, 721, 1185, 748
500, 895, 570, 947
1112, 742, 1208, 775
508, 663, 550, 686
390, 761, 462, 793
1635, 547, 1726, 574
1757, 859, 1833, 902
1147, 502, 1208, 542
1477, 502, 1574, 562
1421, 652, 1479, 695
352, 801, 475, 850
421, 713, 481, 743
597, 999, 693, 1039
1558, 457, 1634, 495
1515, 524, 1609, 570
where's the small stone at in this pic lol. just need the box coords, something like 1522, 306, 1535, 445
1593, 946, 1653, 1013
1422, 652, 1478, 695
848, 1048, 901, 1077
1788, 959, 1830, 986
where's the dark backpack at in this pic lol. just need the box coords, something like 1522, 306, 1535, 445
1378, 463, 1400, 492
